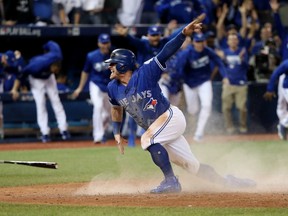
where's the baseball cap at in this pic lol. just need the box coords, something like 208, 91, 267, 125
5, 50, 15, 66
193, 33, 206, 42
148, 25, 162, 36
98, 33, 111, 43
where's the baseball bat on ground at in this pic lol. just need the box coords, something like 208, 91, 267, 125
0, 160, 58, 169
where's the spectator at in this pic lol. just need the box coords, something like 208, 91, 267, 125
176, 33, 228, 142
52, 0, 82, 25
2, 0, 35, 25
155, 0, 207, 25
10, 41, 71, 143
270, 0, 288, 60
80, 0, 105, 25
101, 0, 122, 25
216, 3, 255, 51
140, 0, 158, 24
71, 34, 113, 144
33, 0, 54, 26
217, 33, 249, 134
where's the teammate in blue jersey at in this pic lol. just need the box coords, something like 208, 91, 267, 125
0, 50, 21, 139
72, 34, 113, 143
176, 32, 228, 142
264, 59, 288, 140
217, 33, 249, 134
106, 14, 256, 194
10, 40, 70, 143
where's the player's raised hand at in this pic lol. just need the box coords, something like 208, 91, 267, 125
182, 13, 206, 36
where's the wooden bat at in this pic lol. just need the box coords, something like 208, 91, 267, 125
0, 160, 58, 169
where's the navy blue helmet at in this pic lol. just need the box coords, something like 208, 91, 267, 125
105, 49, 136, 74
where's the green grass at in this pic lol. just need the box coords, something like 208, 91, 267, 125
1, 140, 288, 215
1, 204, 288, 216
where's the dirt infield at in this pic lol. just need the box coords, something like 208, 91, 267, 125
1, 134, 288, 208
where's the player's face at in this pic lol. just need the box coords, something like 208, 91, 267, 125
98, 42, 111, 54
193, 40, 205, 52
108, 63, 120, 80
148, 34, 161, 46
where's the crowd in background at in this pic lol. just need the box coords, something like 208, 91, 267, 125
1, 0, 288, 142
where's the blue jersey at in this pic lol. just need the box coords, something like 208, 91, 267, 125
82, 49, 111, 92
20, 41, 62, 79
267, 59, 288, 92
222, 47, 249, 85
273, 12, 288, 60
155, 0, 206, 24
177, 45, 227, 88
126, 34, 170, 65
108, 57, 170, 130
33, 0, 53, 21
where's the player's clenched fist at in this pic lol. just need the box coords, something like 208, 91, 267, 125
182, 13, 206, 36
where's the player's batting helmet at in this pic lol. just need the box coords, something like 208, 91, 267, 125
105, 49, 136, 74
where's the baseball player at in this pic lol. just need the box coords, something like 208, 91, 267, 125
71, 33, 112, 144
264, 59, 288, 140
0, 50, 20, 139
217, 33, 249, 134
176, 33, 228, 142
10, 41, 70, 143
106, 14, 256, 194
115, 22, 182, 146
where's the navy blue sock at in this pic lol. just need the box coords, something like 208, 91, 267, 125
147, 143, 175, 179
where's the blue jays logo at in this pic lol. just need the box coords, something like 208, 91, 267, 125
143, 98, 157, 112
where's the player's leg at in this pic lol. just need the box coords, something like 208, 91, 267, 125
193, 80, 212, 141
141, 106, 186, 193
45, 74, 69, 139
234, 85, 248, 133
29, 76, 50, 141
221, 84, 235, 134
89, 82, 106, 143
277, 75, 288, 140
183, 83, 199, 115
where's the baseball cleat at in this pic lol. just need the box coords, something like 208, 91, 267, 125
41, 134, 51, 143
61, 131, 71, 140
150, 176, 182, 194
277, 124, 287, 140
225, 175, 257, 188
193, 135, 203, 142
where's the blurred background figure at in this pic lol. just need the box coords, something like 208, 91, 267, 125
217, 33, 249, 135
71, 33, 114, 144
52, 0, 82, 25
1, 0, 35, 25
33, 0, 54, 26
80, 0, 105, 25
10, 41, 70, 143
117, 0, 143, 26
176, 33, 228, 142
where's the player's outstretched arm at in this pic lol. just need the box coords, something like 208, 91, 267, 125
157, 13, 206, 65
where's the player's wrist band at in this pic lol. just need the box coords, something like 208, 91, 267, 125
112, 121, 121, 135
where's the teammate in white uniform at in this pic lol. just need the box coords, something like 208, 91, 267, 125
176, 33, 228, 142
72, 34, 112, 143
106, 14, 256, 194
11, 41, 70, 143
264, 59, 288, 140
